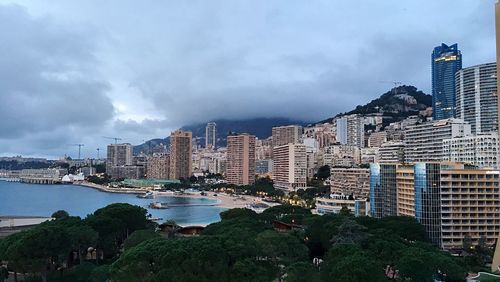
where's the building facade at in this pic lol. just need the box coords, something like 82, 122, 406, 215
369, 163, 398, 218
147, 154, 170, 179
272, 144, 307, 191
330, 167, 370, 198
336, 114, 365, 148
404, 119, 471, 163
226, 133, 256, 185
443, 133, 499, 168
432, 43, 462, 120
169, 130, 193, 180
271, 125, 303, 148
371, 162, 500, 250
377, 141, 405, 164
456, 62, 498, 134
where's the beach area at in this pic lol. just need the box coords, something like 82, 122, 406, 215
76, 181, 277, 210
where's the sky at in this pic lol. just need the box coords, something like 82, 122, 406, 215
0, 0, 496, 159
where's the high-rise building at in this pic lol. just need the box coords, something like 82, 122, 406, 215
272, 144, 307, 191
335, 114, 365, 148
226, 133, 256, 185
404, 118, 471, 163
367, 131, 387, 148
169, 130, 193, 180
147, 154, 170, 179
272, 125, 303, 148
106, 143, 133, 168
205, 122, 217, 149
369, 163, 398, 219
371, 162, 500, 250
443, 133, 499, 168
432, 43, 462, 120
456, 62, 498, 134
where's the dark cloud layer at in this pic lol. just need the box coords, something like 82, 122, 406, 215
0, 1, 496, 157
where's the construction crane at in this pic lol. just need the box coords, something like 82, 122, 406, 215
69, 144, 85, 159
96, 148, 101, 159
103, 136, 122, 144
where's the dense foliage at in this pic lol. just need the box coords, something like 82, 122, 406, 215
0, 204, 482, 281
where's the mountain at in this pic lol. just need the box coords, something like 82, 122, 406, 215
317, 85, 432, 125
133, 117, 309, 154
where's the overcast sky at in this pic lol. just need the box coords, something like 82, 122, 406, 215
0, 0, 496, 159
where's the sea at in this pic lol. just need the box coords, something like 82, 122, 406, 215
0, 181, 225, 226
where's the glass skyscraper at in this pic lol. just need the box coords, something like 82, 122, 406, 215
432, 43, 462, 120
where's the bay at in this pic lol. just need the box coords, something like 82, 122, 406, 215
0, 181, 225, 226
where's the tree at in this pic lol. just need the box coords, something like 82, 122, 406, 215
322, 245, 385, 282
339, 206, 352, 217
51, 210, 69, 220
123, 230, 161, 250
315, 165, 331, 181
463, 234, 473, 252
0, 266, 8, 282
285, 262, 320, 282
330, 219, 369, 246
220, 208, 258, 221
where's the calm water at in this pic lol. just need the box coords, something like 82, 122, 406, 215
0, 181, 225, 225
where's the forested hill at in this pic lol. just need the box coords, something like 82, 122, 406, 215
317, 85, 431, 124
347, 85, 431, 116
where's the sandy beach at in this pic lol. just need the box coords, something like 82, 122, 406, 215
167, 192, 276, 209
76, 182, 279, 210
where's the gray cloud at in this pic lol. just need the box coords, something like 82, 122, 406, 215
0, 0, 496, 157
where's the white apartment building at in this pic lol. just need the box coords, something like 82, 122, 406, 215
404, 119, 471, 163
443, 133, 499, 168
456, 62, 498, 134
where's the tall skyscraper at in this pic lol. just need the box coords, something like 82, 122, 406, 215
169, 130, 193, 180
226, 133, 256, 185
205, 122, 217, 149
456, 62, 498, 134
272, 125, 303, 148
432, 43, 462, 120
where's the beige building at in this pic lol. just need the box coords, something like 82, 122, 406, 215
226, 134, 256, 185
273, 144, 307, 191
377, 141, 405, 164
147, 154, 170, 179
169, 130, 193, 180
368, 131, 387, 148
330, 167, 370, 198
272, 125, 303, 148
395, 165, 415, 217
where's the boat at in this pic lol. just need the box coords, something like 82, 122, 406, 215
148, 202, 169, 209
137, 191, 154, 199
149, 217, 164, 221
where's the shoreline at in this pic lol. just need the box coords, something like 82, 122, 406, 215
1, 179, 279, 210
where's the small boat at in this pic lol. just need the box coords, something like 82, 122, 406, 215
149, 202, 169, 209
149, 217, 164, 221
137, 191, 154, 199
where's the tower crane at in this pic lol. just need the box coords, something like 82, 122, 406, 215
69, 144, 85, 159
103, 136, 123, 144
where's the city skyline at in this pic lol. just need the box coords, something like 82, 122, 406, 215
0, 0, 496, 158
